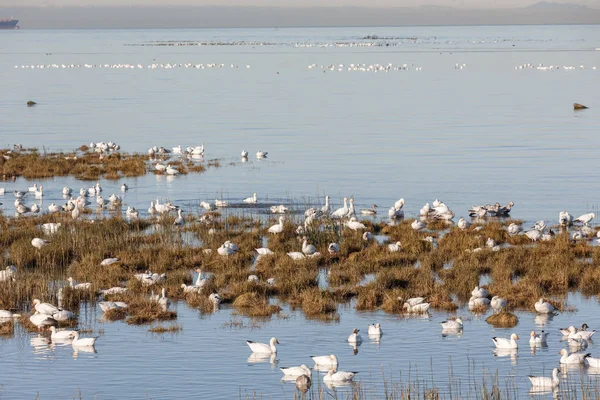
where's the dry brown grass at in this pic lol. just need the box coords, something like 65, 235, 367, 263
486, 311, 519, 327
149, 323, 182, 333
0, 320, 14, 336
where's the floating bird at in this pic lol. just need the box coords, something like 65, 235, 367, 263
280, 365, 311, 377
241, 150, 248, 157
243, 192, 258, 204
368, 323, 382, 336
310, 354, 338, 368
558, 348, 590, 364
246, 337, 279, 354
49, 326, 77, 340
347, 328, 362, 343
528, 368, 560, 388
535, 298, 556, 314
529, 330, 549, 345
440, 318, 463, 330
492, 333, 519, 349
360, 204, 377, 215
323, 369, 357, 383
256, 151, 268, 158
72, 331, 98, 347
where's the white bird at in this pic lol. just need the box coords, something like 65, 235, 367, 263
559, 211, 573, 226
31, 238, 49, 250
586, 357, 600, 368
241, 150, 248, 157
121, 183, 128, 192
360, 204, 377, 215
411, 220, 426, 231
403, 301, 430, 313
529, 330, 549, 345
256, 151, 268, 158
256, 247, 274, 256
302, 237, 317, 255
400, 297, 426, 307
471, 286, 489, 298
490, 296, 507, 312
387, 241, 402, 252
270, 205, 288, 214
528, 368, 560, 388
532, 220, 547, 231
72, 331, 98, 347
394, 198, 405, 210
243, 192, 258, 204
457, 218, 470, 230
567, 325, 595, 340
419, 203, 431, 216
468, 296, 490, 310
41, 223, 61, 235
440, 318, 463, 330
165, 165, 180, 176
246, 337, 279, 354
28, 183, 38, 192
29, 313, 58, 329
492, 333, 519, 349
332, 197, 349, 218
268, 216, 285, 234
67, 277, 91, 290
215, 198, 229, 207
328, 243, 340, 255
346, 217, 366, 231
535, 298, 556, 314
575, 213, 595, 225
310, 354, 338, 368
362, 231, 373, 241
158, 288, 171, 310
388, 206, 404, 219
347, 328, 362, 343
280, 365, 311, 377
323, 369, 357, 383
33, 299, 58, 315
0, 266, 17, 282
525, 230, 542, 242
100, 257, 120, 266
62, 186, 72, 196
558, 348, 590, 364
507, 223, 522, 235
368, 323, 382, 336
49, 326, 77, 340
174, 209, 184, 226
98, 301, 128, 312
287, 252, 306, 260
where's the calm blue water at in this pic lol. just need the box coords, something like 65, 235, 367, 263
0, 25, 600, 399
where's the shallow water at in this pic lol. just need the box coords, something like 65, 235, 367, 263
1, 25, 600, 398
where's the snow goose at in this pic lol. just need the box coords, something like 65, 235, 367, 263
529, 330, 549, 345
50, 326, 77, 340
243, 192, 258, 204
586, 357, 600, 368
575, 213, 595, 225
419, 203, 430, 216
301, 237, 317, 255
52, 309, 75, 321
158, 288, 170, 310
468, 296, 490, 310
165, 165, 180, 176
270, 205, 288, 214
568, 325, 595, 340
388, 206, 404, 219
268, 217, 285, 234
72, 331, 98, 347
387, 241, 402, 252
346, 217, 366, 231
100, 257, 120, 266
328, 242, 340, 255
280, 365, 311, 378
256, 151, 268, 158
440, 318, 463, 330
507, 223, 522, 235
321, 195, 331, 215
41, 223, 61, 235
360, 204, 377, 215
559, 211, 573, 226
362, 231, 373, 241
457, 218, 470, 230
98, 301, 128, 312
246, 337, 279, 354
368, 323, 382, 336
13, 190, 26, 199
33, 299, 58, 315
29, 312, 58, 329
62, 186, 72, 196
0, 310, 19, 318
331, 198, 349, 218
256, 247, 274, 256
347, 328, 362, 343
310, 354, 338, 368
324, 370, 357, 383
241, 150, 248, 157
403, 301, 430, 313
0, 266, 17, 282
558, 348, 590, 364
535, 298, 556, 314
215, 198, 229, 207
411, 220, 426, 231
471, 286, 489, 298
492, 333, 519, 349
121, 183, 128, 192
126, 206, 139, 219
528, 368, 560, 388
46, 203, 60, 214
490, 296, 507, 312
174, 209, 184, 226
525, 230, 542, 242
532, 220, 547, 231
67, 277, 91, 290
394, 198, 405, 210
28, 183, 38, 192
568, 335, 588, 351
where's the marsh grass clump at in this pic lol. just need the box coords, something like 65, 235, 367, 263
486, 311, 519, 327
185, 293, 217, 314
149, 323, 182, 333
125, 297, 177, 325
232, 292, 280, 317
103, 308, 127, 321
300, 288, 337, 317
0, 320, 14, 336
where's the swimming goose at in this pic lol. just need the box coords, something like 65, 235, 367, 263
268, 216, 285, 234
108, 193, 121, 203
301, 237, 317, 255
568, 334, 588, 350
559, 211, 573, 226
280, 365, 311, 377
492, 333, 519, 349
120, 183, 128, 192
62, 186, 72, 196
529, 330, 549, 345
52, 309, 75, 321
471, 286, 489, 298
528, 368, 560, 388
67, 277, 91, 290
560, 326, 576, 336
347, 328, 362, 343
403, 301, 430, 313
331, 198, 349, 218
50, 326, 77, 340
270, 205, 288, 214
30, 204, 40, 213
215, 198, 229, 207
31, 238, 50, 250
368, 323, 382, 335
440, 318, 463, 330
246, 337, 279, 354
28, 183, 38, 192
568, 325, 595, 340
98, 301, 128, 312
72, 331, 98, 347
243, 192, 258, 204
457, 218, 470, 230
323, 370, 357, 383
535, 298, 556, 314
256, 151, 268, 158
559, 348, 590, 364
346, 217, 366, 231
575, 213, 595, 225
411, 220, 426, 231
490, 296, 507, 312
165, 165, 180, 176
328, 242, 340, 255
360, 204, 377, 215
507, 223, 522, 235
241, 150, 248, 157
310, 354, 338, 368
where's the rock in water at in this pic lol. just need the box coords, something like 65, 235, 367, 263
574, 103, 588, 110
27, 101, 36, 106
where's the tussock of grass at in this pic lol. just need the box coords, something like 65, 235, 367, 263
104, 308, 127, 321
233, 292, 280, 317
0, 320, 14, 336
149, 323, 182, 333
300, 288, 337, 317
486, 311, 519, 327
